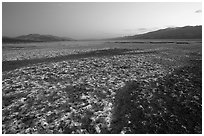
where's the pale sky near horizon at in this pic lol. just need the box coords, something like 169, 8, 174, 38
2, 2, 202, 39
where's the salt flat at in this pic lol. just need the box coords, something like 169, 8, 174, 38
2, 40, 202, 133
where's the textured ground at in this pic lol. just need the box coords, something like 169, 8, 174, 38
2, 41, 202, 134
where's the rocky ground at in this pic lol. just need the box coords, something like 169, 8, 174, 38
3, 47, 103, 61
2, 46, 202, 134
111, 59, 202, 133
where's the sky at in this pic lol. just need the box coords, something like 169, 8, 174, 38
2, 2, 202, 39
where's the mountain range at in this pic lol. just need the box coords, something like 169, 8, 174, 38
117, 25, 202, 40
2, 25, 202, 43
2, 34, 74, 43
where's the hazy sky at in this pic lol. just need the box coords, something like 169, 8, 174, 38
2, 2, 202, 39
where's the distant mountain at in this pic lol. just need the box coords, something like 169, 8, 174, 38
16, 34, 74, 42
3, 34, 74, 43
2, 36, 38, 43
117, 25, 202, 39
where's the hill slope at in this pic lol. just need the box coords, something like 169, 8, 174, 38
3, 34, 74, 43
120, 25, 202, 39
2, 37, 37, 43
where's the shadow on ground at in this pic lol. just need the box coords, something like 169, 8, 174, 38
110, 59, 201, 134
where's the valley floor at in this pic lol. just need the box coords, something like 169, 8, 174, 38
2, 41, 202, 133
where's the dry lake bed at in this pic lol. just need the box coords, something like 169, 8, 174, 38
2, 40, 202, 134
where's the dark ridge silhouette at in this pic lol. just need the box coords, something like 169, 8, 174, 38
117, 25, 202, 39
2, 36, 39, 43
2, 34, 74, 43
16, 34, 74, 41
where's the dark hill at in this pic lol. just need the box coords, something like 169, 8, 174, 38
2, 36, 38, 43
120, 25, 202, 39
16, 34, 74, 42
3, 34, 74, 43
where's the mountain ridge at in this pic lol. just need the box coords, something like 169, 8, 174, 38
3, 34, 75, 43
115, 25, 202, 40
2, 25, 202, 43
